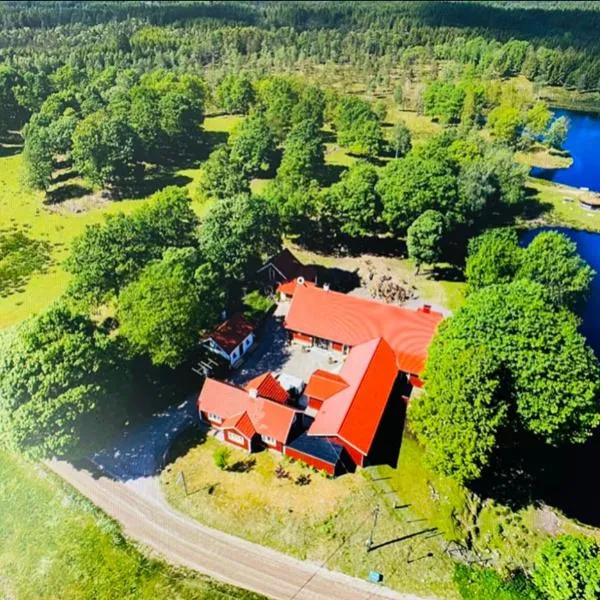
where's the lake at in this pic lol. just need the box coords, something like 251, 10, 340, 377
530, 108, 600, 192
522, 227, 600, 355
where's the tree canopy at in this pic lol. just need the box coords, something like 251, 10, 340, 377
406, 210, 446, 273
118, 248, 223, 368
533, 535, 600, 600
411, 280, 600, 482
0, 305, 129, 458
66, 186, 199, 305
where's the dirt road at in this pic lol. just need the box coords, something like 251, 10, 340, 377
47, 459, 436, 600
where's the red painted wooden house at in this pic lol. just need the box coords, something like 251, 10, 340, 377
198, 376, 299, 453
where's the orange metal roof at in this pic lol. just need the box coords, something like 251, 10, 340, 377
284, 285, 443, 375
209, 313, 255, 354
308, 338, 398, 456
277, 278, 316, 297
220, 412, 256, 439
245, 372, 289, 404
197, 378, 298, 443
304, 369, 348, 401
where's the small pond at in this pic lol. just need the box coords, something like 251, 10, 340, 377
530, 108, 600, 192
522, 227, 600, 355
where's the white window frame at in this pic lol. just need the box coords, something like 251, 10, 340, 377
228, 431, 245, 445
262, 435, 277, 446
208, 412, 222, 424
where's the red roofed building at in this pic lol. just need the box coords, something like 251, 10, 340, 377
284, 284, 443, 378
306, 338, 398, 467
304, 370, 348, 411
198, 378, 300, 452
245, 372, 289, 404
205, 313, 256, 367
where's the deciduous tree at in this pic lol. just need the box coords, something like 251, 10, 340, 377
533, 535, 600, 600
406, 210, 446, 273
118, 248, 223, 367
0, 304, 129, 458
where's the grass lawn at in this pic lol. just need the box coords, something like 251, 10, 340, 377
0, 451, 264, 600
524, 177, 600, 233
161, 434, 459, 599
373, 434, 550, 574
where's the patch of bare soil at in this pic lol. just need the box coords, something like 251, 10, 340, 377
534, 505, 563, 536
45, 190, 111, 214
350, 257, 417, 304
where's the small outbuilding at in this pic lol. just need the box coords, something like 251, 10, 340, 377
205, 313, 256, 368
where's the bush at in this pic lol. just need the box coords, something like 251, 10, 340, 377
454, 564, 540, 600
213, 447, 230, 470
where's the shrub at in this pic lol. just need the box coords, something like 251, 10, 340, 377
213, 447, 230, 471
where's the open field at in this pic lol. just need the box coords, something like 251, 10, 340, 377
161, 433, 459, 598
0, 451, 264, 600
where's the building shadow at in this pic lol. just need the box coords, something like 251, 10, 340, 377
367, 376, 410, 468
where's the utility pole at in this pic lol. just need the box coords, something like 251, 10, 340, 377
366, 504, 380, 552
176, 471, 188, 496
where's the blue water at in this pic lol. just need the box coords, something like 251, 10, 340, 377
522, 227, 600, 354
530, 109, 600, 192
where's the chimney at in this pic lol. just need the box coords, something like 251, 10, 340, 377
249, 388, 258, 399
323, 283, 330, 292
422, 304, 431, 314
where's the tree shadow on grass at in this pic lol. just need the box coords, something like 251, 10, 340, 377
0, 143, 22, 158
130, 171, 194, 199
471, 431, 600, 527
319, 163, 348, 187
44, 182, 93, 204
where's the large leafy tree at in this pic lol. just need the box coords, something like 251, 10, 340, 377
545, 115, 570, 150
66, 186, 199, 304
72, 110, 141, 193
291, 85, 325, 129
118, 248, 223, 367
22, 126, 54, 191
525, 101, 552, 136
465, 228, 523, 294
198, 145, 250, 200
533, 535, 600, 600
323, 161, 381, 238
229, 111, 276, 177
216, 73, 255, 114
199, 193, 281, 292
410, 343, 506, 482
0, 304, 129, 458
466, 229, 594, 310
334, 96, 383, 157
377, 144, 458, 235
256, 76, 298, 141
487, 105, 523, 145
411, 281, 600, 481
423, 81, 466, 124
518, 231, 594, 311
276, 119, 324, 188
406, 210, 446, 274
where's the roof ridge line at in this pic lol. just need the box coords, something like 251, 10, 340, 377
329, 337, 385, 446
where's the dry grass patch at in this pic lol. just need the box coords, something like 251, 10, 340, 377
161, 435, 459, 598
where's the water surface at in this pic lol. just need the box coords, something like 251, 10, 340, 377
530, 108, 600, 192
